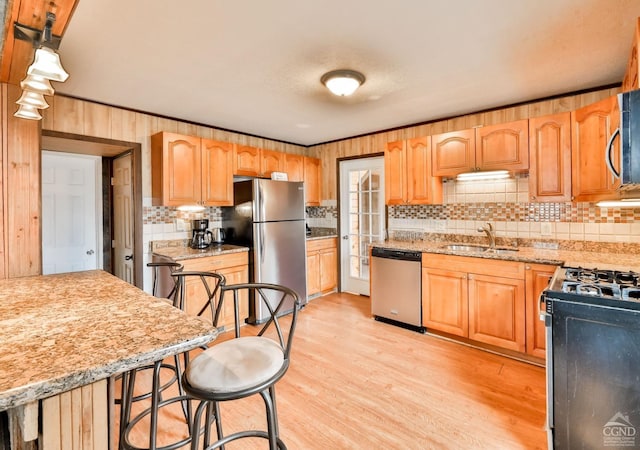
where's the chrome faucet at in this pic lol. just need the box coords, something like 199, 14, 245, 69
477, 222, 496, 248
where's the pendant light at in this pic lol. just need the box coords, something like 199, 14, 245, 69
27, 46, 69, 82
14, 104, 42, 120
20, 74, 55, 96
16, 90, 49, 109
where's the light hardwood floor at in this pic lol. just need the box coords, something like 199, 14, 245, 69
118, 292, 547, 449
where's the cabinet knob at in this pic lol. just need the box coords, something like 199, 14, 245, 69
525, 265, 531, 270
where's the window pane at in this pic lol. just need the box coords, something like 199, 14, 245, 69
350, 255, 360, 278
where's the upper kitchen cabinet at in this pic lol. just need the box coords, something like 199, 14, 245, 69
151, 132, 234, 207
304, 157, 322, 206
431, 129, 475, 177
385, 137, 442, 205
622, 17, 640, 92
260, 149, 285, 177
233, 145, 261, 176
528, 112, 572, 202
284, 154, 304, 182
432, 120, 529, 177
571, 95, 621, 202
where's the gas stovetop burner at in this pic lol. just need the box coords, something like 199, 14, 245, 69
559, 267, 640, 301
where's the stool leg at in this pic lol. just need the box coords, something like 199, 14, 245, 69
213, 402, 224, 450
190, 400, 208, 450
149, 360, 162, 450
261, 389, 278, 450
118, 371, 130, 450
269, 386, 280, 439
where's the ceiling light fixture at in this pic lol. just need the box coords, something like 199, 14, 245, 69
321, 69, 365, 96
14, 104, 42, 121
16, 90, 50, 109
456, 170, 511, 181
13, 12, 68, 120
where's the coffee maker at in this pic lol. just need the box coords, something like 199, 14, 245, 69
190, 219, 213, 249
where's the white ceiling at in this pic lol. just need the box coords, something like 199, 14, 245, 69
56, 0, 640, 146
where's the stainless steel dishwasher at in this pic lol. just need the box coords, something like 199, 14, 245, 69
370, 247, 424, 332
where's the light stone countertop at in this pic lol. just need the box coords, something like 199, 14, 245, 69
373, 239, 640, 272
152, 243, 249, 261
0, 270, 218, 412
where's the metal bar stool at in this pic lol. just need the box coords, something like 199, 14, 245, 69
118, 262, 183, 447
182, 283, 301, 450
120, 269, 225, 450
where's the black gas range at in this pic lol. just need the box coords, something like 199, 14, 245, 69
543, 265, 640, 449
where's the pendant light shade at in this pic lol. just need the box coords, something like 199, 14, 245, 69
16, 90, 49, 109
321, 70, 366, 96
14, 104, 43, 120
20, 74, 55, 96
27, 47, 69, 82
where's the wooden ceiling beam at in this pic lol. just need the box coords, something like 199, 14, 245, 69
0, 0, 79, 85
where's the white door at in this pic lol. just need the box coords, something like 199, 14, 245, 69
41, 151, 102, 275
113, 153, 134, 284
339, 157, 385, 295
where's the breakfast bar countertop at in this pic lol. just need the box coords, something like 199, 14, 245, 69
0, 270, 218, 412
151, 243, 249, 261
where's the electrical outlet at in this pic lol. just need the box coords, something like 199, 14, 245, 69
540, 222, 552, 236
175, 218, 187, 232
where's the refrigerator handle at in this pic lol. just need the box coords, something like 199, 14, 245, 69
257, 182, 264, 220
259, 224, 265, 264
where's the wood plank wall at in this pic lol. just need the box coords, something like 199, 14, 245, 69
308, 87, 620, 201
40, 96, 308, 199
1, 83, 41, 279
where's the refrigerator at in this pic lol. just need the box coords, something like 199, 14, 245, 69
223, 179, 307, 323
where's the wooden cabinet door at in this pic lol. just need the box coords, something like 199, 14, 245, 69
476, 119, 529, 172
183, 274, 216, 322
217, 264, 250, 330
319, 247, 338, 292
152, 132, 202, 206
525, 264, 555, 359
422, 267, 468, 337
234, 145, 261, 176
622, 17, 640, 92
406, 137, 443, 204
284, 154, 304, 182
468, 274, 525, 352
431, 129, 475, 177
528, 113, 572, 202
306, 251, 321, 296
384, 140, 406, 204
571, 95, 621, 202
261, 149, 285, 177
201, 139, 234, 206
304, 157, 321, 206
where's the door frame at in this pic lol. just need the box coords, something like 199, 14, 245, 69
336, 152, 385, 295
41, 130, 144, 288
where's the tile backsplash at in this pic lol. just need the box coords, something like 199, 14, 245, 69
389, 175, 640, 243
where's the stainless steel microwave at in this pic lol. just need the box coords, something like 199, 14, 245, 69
607, 89, 640, 191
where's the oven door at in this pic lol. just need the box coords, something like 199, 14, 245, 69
543, 293, 554, 449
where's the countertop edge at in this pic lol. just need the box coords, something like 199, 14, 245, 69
0, 331, 217, 412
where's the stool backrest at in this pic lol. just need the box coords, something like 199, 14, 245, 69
147, 261, 183, 299
171, 271, 226, 323
217, 283, 301, 360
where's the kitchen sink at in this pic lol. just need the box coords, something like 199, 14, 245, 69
442, 244, 519, 255
442, 244, 489, 253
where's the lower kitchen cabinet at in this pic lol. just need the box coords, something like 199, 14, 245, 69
422, 253, 527, 354
525, 263, 556, 358
306, 237, 337, 298
422, 267, 468, 337
180, 252, 249, 329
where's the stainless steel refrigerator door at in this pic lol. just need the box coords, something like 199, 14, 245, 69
252, 220, 307, 323
253, 179, 305, 222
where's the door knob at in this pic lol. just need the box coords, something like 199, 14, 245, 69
342, 235, 348, 240
125, 255, 133, 261
86, 250, 95, 255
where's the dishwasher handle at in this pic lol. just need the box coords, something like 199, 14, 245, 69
371, 247, 422, 261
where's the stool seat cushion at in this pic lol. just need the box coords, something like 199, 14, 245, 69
185, 336, 284, 393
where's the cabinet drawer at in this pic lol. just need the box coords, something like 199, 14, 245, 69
306, 237, 337, 252
422, 253, 524, 279
181, 252, 248, 271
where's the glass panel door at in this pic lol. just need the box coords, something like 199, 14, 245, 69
339, 157, 384, 295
